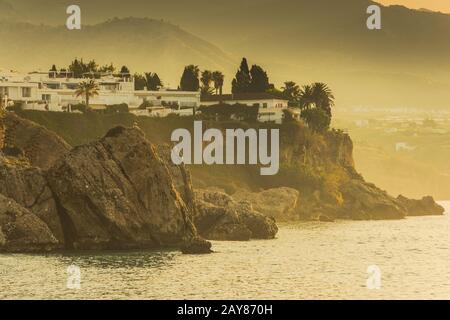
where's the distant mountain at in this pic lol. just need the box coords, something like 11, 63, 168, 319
418, 8, 436, 13
0, 17, 235, 88
2, 0, 450, 108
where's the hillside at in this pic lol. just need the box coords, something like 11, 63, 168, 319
0, 17, 236, 87
3, 0, 450, 108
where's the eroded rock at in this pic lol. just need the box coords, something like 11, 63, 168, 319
0, 156, 64, 244
0, 193, 58, 252
397, 195, 444, 216
232, 187, 300, 221
3, 113, 70, 169
194, 189, 278, 241
45, 126, 201, 250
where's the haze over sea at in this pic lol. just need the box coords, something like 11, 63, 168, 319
1, 202, 449, 300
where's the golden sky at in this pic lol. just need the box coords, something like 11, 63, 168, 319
377, 0, 450, 13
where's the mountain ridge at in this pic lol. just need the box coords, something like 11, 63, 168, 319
2, 0, 450, 108
0, 17, 236, 88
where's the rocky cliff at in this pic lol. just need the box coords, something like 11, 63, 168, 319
1, 112, 444, 253
274, 123, 444, 220
157, 145, 279, 241
0, 115, 211, 253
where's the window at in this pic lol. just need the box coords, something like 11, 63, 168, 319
263, 103, 268, 108
42, 94, 51, 101
21, 87, 32, 98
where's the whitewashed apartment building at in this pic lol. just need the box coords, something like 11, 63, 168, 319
0, 69, 200, 117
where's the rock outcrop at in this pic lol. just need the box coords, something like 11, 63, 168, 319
339, 179, 406, 220
232, 187, 300, 221
194, 189, 278, 241
3, 113, 71, 169
45, 126, 202, 250
397, 195, 444, 216
0, 193, 58, 252
156, 144, 279, 241
0, 113, 445, 254
0, 156, 65, 244
0, 115, 212, 253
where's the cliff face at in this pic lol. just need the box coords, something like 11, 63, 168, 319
157, 145, 279, 241
0, 116, 211, 253
277, 123, 444, 220
1, 111, 444, 249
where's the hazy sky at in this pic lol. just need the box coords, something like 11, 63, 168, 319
378, 0, 450, 13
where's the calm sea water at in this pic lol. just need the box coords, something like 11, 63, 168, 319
1, 202, 449, 300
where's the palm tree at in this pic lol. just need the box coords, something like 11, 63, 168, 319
299, 84, 315, 110
298, 82, 335, 132
299, 82, 335, 114
212, 71, 225, 95
75, 80, 99, 110
311, 82, 334, 116
282, 81, 301, 106
200, 70, 214, 96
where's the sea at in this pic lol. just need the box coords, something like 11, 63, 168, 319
1, 202, 449, 300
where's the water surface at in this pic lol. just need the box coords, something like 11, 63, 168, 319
1, 202, 449, 299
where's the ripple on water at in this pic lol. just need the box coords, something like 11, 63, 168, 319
1, 202, 450, 299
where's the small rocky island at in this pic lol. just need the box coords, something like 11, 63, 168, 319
0, 113, 444, 253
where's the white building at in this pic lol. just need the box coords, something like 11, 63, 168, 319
0, 69, 200, 116
200, 93, 289, 124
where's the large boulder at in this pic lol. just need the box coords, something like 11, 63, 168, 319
45, 126, 204, 250
397, 195, 445, 216
195, 198, 252, 241
0, 156, 65, 245
194, 189, 278, 241
0, 193, 58, 252
3, 112, 71, 169
340, 180, 406, 220
181, 237, 213, 254
232, 187, 300, 221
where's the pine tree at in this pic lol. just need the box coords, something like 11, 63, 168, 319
232, 58, 252, 94
145, 72, 163, 91
180, 65, 200, 91
249, 65, 270, 92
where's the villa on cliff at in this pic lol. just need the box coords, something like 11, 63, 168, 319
0, 69, 200, 117
0, 69, 290, 124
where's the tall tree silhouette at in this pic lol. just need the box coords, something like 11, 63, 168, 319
200, 70, 214, 96
249, 65, 270, 92
212, 71, 225, 95
232, 58, 251, 94
180, 65, 200, 91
